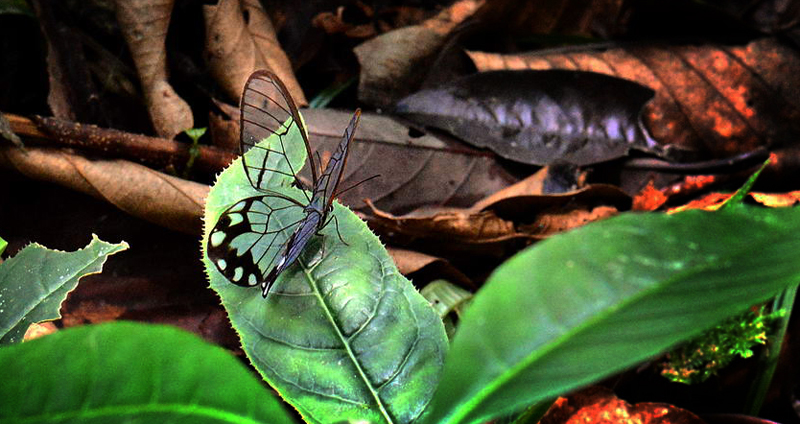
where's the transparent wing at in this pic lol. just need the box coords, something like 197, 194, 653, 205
208, 194, 304, 288
311, 109, 360, 211
240, 70, 318, 192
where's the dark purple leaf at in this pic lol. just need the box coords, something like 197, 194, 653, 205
395, 70, 660, 166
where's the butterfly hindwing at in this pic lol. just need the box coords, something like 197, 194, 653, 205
208, 193, 305, 288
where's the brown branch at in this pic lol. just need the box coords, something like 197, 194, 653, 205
5, 113, 237, 173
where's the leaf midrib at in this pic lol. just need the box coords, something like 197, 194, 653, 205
302, 254, 395, 424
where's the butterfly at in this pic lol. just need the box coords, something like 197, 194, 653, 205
208, 70, 360, 297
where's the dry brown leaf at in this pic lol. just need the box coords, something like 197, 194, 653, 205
301, 108, 518, 214
467, 38, 800, 158
24, 322, 58, 341
469, 169, 549, 212
476, 184, 630, 220
115, 0, 194, 139
365, 199, 530, 258
0, 147, 207, 235
750, 191, 800, 207
204, 0, 305, 105
354, 0, 485, 107
521, 206, 618, 238
388, 247, 473, 288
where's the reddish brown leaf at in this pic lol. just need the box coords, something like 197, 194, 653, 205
542, 387, 704, 424
632, 180, 669, 211
520, 206, 619, 238
468, 38, 800, 158
365, 199, 530, 258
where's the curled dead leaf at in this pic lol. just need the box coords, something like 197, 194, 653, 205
0, 147, 207, 235
365, 199, 529, 258
355, 0, 485, 107
388, 247, 474, 288
203, 0, 304, 105
114, 0, 194, 138
23, 322, 58, 341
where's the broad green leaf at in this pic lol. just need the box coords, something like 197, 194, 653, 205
0, 321, 293, 423
0, 235, 128, 345
203, 118, 447, 424
0, 236, 6, 256
425, 206, 800, 424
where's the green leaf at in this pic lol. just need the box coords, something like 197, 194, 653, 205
0, 321, 294, 423
425, 206, 800, 424
203, 118, 447, 424
0, 235, 128, 345
421, 280, 473, 340
0, 236, 6, 256
719, 156, 770, 210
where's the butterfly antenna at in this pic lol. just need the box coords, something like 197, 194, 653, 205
335, 174, 380, 197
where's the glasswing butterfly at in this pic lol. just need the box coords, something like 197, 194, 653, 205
208, 70, 360, 297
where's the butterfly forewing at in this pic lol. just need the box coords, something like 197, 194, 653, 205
312, 109, 361, 211
240, 70, 318, 192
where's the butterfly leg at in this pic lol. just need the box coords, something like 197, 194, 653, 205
330, 213, 349, 246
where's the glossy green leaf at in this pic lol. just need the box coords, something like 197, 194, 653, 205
203, 120, 447, 424
0, 235, 128, 345
0, 321, 293, 423
425, 206, 800, 424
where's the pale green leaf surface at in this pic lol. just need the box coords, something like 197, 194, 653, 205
425, 206, 800, 424
203, 120, 447, 424
0, 321, 293, 423
0, 235, 128, 345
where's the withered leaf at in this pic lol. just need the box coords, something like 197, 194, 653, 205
365, 199, 530, 258
203, 0, 304, 105
115, 0, 194, 139
395, 70, 659, 166
388, 248, 474, 288
301, 108, 519, 214
468, 38, 800, 158
0, 146, 207, 235
354, 0, 485, 108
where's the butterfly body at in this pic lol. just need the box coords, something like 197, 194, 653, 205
208, 70, 360, 298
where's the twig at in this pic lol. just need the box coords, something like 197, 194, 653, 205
5, 113, 237, 173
